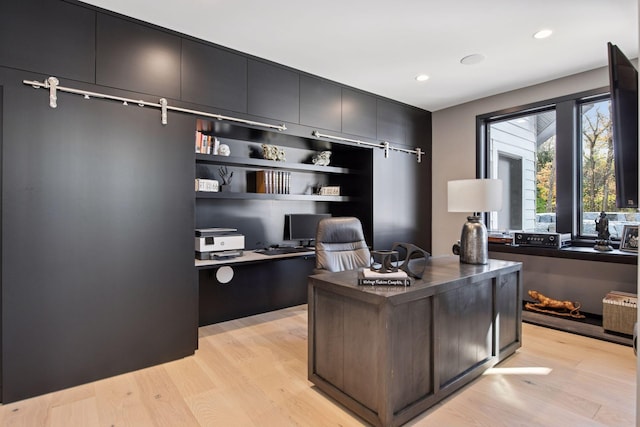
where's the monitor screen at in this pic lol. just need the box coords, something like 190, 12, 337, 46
608, 42, 638, 208
284, 213, 331, 245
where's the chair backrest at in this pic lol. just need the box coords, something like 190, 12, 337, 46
315, 217, 371, 273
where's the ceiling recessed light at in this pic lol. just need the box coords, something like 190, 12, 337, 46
415, 74, 429, 82
460, 54, 485, 65
533, 29, 553, 39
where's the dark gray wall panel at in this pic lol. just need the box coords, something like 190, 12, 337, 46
300, 76, 341, 132
1, 69, 196, 403
181, 40, 248, 113
342, 89, 377, 139
0, 0, 95, 83
96, 13, 182, 99
248, 60, 299, 124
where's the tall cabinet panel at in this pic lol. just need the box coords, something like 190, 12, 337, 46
300, 75, 342, 132
248, 59, 299, 123
0, 0, 95, 83
96, 13, 182, 99
373, 105, 431, 252
181, 40, 248, 113
1, 68, 197, 403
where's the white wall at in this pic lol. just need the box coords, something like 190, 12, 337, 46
431, 67, 610, 256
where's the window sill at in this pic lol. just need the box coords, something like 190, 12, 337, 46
489, 242, 637, 265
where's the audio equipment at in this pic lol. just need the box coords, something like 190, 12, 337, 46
513, 232, 571, 248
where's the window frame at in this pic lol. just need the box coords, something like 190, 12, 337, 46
476, 87, 609, 243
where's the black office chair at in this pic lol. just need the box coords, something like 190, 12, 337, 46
314, 217, 371, 273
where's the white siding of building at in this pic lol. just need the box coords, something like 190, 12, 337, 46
489, 117, 537, 231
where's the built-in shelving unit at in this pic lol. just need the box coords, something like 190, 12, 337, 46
193, 119, 373, 328
194, 123, 371, 209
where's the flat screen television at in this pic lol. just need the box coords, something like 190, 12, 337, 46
284, 213, 331, 246
608, 42, 638, 208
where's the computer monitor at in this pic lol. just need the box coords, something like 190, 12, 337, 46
284, 213, 331, 247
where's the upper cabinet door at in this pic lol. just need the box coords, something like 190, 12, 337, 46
248, 60, 299, 124
96, 14, 181, 100
181, 40, 247, 113
300, 76, 341, 132
0, 0, 95, 83
376, 99, 406, 145
406, 107, 431, 149
342, 89, 376, 139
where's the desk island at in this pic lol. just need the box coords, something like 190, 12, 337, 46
308, 256, 522, 427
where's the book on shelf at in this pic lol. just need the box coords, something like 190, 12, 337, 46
358, 268, 411, 286
194, 131, 219, 155
256, 170, 291, 194
319, 186, 340, 196
195, 178, 219, 192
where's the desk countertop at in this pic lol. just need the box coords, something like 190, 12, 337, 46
309, 256, 522, 301
195, 249, 315, 269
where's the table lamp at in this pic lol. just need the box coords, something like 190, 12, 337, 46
448, 179, 503, 264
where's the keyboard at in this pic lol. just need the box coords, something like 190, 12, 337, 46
261, 247, 313, 256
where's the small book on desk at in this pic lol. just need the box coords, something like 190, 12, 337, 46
358, 268, 411, 286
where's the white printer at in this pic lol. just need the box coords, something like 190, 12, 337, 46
195, 228, 245, 260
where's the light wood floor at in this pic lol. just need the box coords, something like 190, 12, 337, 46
0, 305, 635, 426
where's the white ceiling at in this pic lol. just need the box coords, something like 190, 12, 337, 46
80, 0, 638, 112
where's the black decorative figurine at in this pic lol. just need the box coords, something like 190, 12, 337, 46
594, 211, 613, 251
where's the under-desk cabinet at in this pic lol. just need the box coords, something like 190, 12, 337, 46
198, 254, 315, 325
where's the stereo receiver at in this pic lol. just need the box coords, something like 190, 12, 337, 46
513, 232, 571, 248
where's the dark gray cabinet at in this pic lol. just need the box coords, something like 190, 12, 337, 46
248, 59, 299, 123
342, 88, 377, 139
0, 0, 95, 83
199, 256, 314, 325
181, 40, 248, 113
96, 14, 182, 99
300, 75, 342, 132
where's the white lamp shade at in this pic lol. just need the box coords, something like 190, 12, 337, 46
448, 179, 503, 213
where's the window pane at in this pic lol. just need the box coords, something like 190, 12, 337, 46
488, 111, 556, 232
580, 99, 637, 239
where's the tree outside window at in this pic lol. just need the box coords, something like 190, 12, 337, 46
580, 98, 637, 239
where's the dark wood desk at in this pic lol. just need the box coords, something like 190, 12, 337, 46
308, 256, 523, 427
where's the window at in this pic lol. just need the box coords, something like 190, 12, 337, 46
478, 88, 638, 242
580, 97, 637, 239
486, 110, 556, 232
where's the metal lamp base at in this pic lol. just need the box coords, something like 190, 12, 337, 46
459, 215, 488, 265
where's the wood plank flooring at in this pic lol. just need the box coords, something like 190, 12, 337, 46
0, 305, 635, 426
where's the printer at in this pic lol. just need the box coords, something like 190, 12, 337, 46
195, 228, 245, 260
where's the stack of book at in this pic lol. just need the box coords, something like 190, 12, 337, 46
194, 131, 220, 155
256, 170, 291, 194
357, 268, 411, 286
